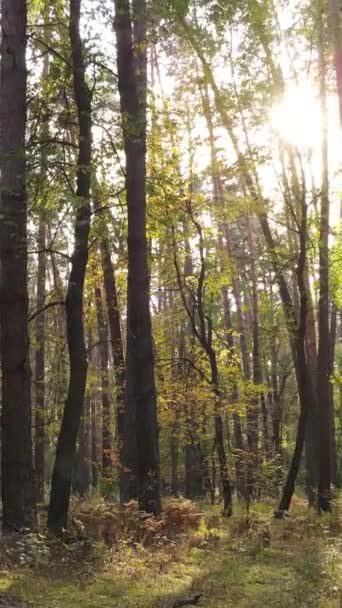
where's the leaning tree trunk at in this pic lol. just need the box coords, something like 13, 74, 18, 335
260, 215, 314, 513
0, 0, 37, 532
48, 0, 92, 532
114, 0, 161, 514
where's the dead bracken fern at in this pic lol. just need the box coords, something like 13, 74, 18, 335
70, 497, 202, 546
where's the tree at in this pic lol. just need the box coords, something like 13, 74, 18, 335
114, 0, 161, 514
317, 4, 331, 511
0, 0, 37, 532
48, 0, 92, 532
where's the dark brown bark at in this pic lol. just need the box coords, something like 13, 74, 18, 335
114, 0, 161, 514
0, 0, 37, 531
48, 0, 92, 532
94, 286, 112, 484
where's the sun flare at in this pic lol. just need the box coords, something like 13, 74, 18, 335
270, 84, 322, 149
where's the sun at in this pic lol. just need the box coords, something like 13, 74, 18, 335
270, 84, 322, 149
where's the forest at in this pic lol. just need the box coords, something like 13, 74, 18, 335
0, 0, 341, 606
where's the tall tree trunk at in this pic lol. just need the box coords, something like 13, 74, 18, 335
317, 10, 332, 511
222, 287, 246, 498
304, 277, 320, 506
34, 4, 50, 507
329, 0, 342, 488
48, 0, 92, 532
0, 0, 37, 531
114, 0, 161, 514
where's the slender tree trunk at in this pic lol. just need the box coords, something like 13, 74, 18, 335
91, 400, 99, 491
317, 11, 331, 511
259, 215, 315, 513
48, 0, 92, 532
329, 2, 342, 486
34, 6, 50, 506
0, 0, 37, 531
270, 335, 282, 456
114, 0, 161, 514
99, 239, 126, 497
170, 431, 179, 497
73, 396, 91, 497
222, 287, 246, 498
329, 304, 337, 485
35, 218, 47, 504
209, 351, 233, 517
94, 287, 112, 485
303, 275, 319, 506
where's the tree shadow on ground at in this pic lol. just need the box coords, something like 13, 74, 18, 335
3, 526, 341, 608
153, 533, 340, 608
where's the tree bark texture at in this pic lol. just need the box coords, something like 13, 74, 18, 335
0, 0, 37, 531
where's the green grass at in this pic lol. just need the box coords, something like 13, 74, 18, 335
0, 501, 341, 608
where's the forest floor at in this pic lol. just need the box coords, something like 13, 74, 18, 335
0, 498, 340, 608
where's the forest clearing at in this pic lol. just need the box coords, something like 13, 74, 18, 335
0, 0, 342, 605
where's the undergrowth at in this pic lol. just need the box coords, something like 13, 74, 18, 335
0, 496, 340, 608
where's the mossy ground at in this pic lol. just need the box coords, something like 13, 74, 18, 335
0, 498, 340, 608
